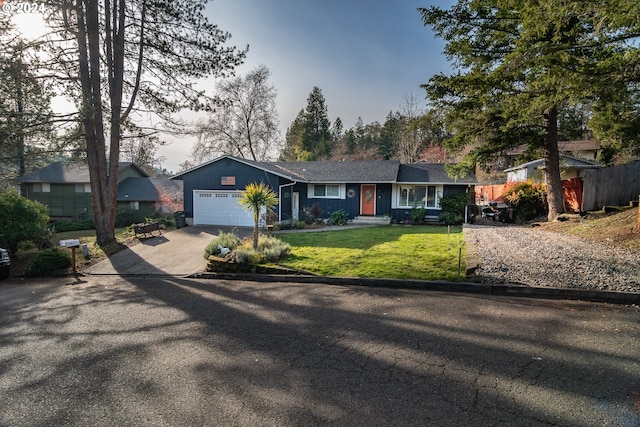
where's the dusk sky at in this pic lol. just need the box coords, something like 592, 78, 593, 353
159, 0, 455, 172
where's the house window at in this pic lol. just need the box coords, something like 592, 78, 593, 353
75, 183, 91, 193
32, 183, 50, 192
313, 184, 340, 198
398, 185, 438, 208
130, 201, 139, 210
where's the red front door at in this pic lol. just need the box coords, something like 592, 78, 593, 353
361, 185, 376, 215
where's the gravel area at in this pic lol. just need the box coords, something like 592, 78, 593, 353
464, 224, 640, 293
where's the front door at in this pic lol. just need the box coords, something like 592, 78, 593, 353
361, 185, 376, 215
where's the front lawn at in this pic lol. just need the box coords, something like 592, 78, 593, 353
276, 225, 465, 281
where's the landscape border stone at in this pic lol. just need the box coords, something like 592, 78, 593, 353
190, 272, 640, 305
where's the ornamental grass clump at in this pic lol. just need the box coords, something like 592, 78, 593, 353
203, 231, 241, 259
256, 235, 291, 262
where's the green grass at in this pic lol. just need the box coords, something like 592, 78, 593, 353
276, 225, 465, 281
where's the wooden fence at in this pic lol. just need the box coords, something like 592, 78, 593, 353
476, 181, 583, 212
582, 161, 640, 211
476, 161, 640, 212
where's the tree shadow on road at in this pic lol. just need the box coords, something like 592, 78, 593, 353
1, 252, 639, 426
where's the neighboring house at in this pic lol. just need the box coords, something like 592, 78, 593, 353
16, 161, 180, 221
117, 177, 184, 223
170, 155, 477, 227
504, 155, 602, 183
506, 140, 601, 162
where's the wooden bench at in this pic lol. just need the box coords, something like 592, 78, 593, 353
134, 222, 161, 238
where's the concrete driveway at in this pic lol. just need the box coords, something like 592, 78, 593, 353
85, 226, 247, 276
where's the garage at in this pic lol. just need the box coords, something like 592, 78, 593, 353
193, 190, 254, 226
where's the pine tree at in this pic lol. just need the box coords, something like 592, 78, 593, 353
420, 0, 640, 221
44, 0, 246, 245
303, 86, 331, 159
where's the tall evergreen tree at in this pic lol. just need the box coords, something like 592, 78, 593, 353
43, 0, 246, 245
378, 111, 402, 160
280, 109, 308, 161
303, 86, 331, 159
421, 0, 640, 221
331, 116, 343, 142
0, 38, 54, 188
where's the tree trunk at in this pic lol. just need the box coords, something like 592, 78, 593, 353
76, 0, 115, 245
253, 213, 259, 250
542, 105, 565, 222
636, 196, 640, 232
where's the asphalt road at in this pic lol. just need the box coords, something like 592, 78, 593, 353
0, 276, 639, 426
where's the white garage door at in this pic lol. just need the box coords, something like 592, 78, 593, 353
193, 190, 254, 226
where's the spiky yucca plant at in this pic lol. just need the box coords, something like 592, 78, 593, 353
238, 182, 279, 249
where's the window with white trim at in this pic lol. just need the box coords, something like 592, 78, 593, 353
398, 185, 439, 208
310, 183, 342, 199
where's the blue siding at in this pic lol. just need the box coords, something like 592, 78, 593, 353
298, 183, 392, 220
176, 157, 474, 224
375, 184, 392, 216
180, 158, 287, 218
390, 185, 471, 223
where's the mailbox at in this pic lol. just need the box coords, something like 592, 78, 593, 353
60, 239, 80, 248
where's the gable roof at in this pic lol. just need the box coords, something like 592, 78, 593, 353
269, 160, 401, 183
398, 163, 477, 184
172, 155, 476, 185
16, 161, 149, 183
117, 177, 183, 202
171, 155, 401, 183
504, 155, 601, 172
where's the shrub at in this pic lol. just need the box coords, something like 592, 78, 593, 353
204, 231, 241, 259
115, 206, 138, 228
328, 209, 349, 226
52, 219, 95, 232
0, 190, 50, 256
503, 182, 547, 221
294, 220, 306, 229
145, 215, 175, 228
274, 220, 293, 230
256, 235, 291, 261
26, 248, 72, 277
439, 192, 469, 225
310, 203, 323, 223
410, 207, 427, 225
232, 248, 256, 264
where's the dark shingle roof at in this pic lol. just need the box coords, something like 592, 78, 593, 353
397, 163, 477, 184
16, 161, 91, 183
172, 155, 475, 185
266, 160, 401, 182
17, 161, 148, 183
117, 178, 183, 201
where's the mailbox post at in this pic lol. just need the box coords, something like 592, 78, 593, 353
60, 239, 80, 275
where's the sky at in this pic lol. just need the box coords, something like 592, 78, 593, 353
9, 0, 455, 173
158, 0, 455, 172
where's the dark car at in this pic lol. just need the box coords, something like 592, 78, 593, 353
0, 248, 10, 279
